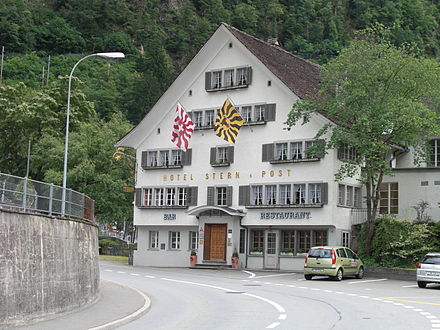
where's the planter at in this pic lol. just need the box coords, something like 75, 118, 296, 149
190, 255, 197, 267
249, 251, 263, 256
280, 252, 294, 256
231, 256, 239, 268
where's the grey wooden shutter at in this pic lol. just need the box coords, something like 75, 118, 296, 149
182, 149, 192, 166
207, 187, 215, 205
205, 72, 212, 90
186, 187, 198, 206
141, 151, 148, 169
246, 67, 252, 85
226, 186, 233, 206
210, 147, 216, 165
135, 188, 142, 207
262, 143, 274, 162
321, 183, 328, 204
239, 186, 250, 206
265, 104, 276, 122
227, 146, 234, 164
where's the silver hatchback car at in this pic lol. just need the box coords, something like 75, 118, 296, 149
417, 252, 440, 288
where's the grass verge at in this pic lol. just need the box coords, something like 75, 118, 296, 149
99, 255, 128, 264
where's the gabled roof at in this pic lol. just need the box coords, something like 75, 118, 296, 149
116, 23, 322, 148
223, 23, 320, 99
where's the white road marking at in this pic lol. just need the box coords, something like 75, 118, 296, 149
162, 277, 286, 329
383, 301, 393, 303
266, 322, 280, 329
421, 312, 432, 315
402, 284, 418, 288
427, 316, 437, 319
348, 293, 357, 296
287, 285, 296, 288
144, 275, 155, 278
373, 298, 382, 301
275, 284, 284, 286
335, 291, 344, 294
117, 271, 126, 274
431, 324, 440, 328
394, 303, 404, 306
349, 278, 387, 284
243, 270, 256, 278
103, 269, 113, 272
359, 296, 370, 298
279, 314, 287, 320
254, 273, 295, 279
403, 306, 414, 309
324, 290, 333, 293
264, 282, 273, 285
298, 286, 308, 289
431, 320, 440, 323
130, 273, 140, 276
311, 288, 320, 291
414, 309, 424, 312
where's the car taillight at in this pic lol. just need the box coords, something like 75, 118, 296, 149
417, 262, 421, 268
331, 249, 336, 264
305, 256, 308, 264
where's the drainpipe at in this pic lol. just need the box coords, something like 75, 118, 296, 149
239, 218, 249, 269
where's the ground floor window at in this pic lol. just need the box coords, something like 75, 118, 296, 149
189, 231, 198, 250
149, 231, 159, 249
297, 231, 311, 253
379, 182, 398, 214
313, 230, 328, 246
169, 231, 181, 250
239, 229, 246, 254
342, 231, 350, 247
251, 230, 264, 252
282, 231, 295, 251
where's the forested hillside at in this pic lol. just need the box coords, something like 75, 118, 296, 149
1, 0, 439, 224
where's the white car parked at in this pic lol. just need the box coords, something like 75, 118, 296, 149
417, 252, 440, 288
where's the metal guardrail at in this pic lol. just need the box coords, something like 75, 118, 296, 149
0, 172, 94, 222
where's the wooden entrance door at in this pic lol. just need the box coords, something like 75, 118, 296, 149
203, 224, 227, 261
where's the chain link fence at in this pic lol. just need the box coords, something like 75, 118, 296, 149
0, 172, 94, 222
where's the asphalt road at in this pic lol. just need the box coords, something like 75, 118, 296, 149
100, 262, 440, 330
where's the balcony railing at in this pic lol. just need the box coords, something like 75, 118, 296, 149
350, 208, 381, 226
0, 172, 94, 222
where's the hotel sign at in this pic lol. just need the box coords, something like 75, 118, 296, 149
260, 211, 311, 220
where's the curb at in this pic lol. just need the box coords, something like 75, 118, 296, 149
366, 266, 416, 281
88, 280, 151, 330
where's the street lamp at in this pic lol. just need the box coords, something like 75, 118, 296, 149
61, 52, 125, 215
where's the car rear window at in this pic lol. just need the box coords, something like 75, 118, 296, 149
309, 249, 332, 258
422, 256, 440, 264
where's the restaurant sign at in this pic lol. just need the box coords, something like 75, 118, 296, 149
260, 211, 311, 220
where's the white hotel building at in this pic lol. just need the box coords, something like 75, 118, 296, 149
117, 23, 440, 270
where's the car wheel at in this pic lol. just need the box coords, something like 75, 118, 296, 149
417, 281, 427, 288
355, 267, 364, 279
334, 268, 343, 281
304, 274, 313, 280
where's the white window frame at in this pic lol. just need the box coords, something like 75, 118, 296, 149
291, 142, 303, 160
171, 150, 182, 166
148, 151, 157, 167
212, 71, 222, 89
236, 67, 247, 85
294, 184, 306, 204
169, 231, 181, 250
224, 69, 234, 87
166, 187, 176, 206
205, 110, 215, 126
279, 184, 291, 205
265, 185, 277, 205
430, 139, 440, 166
149, 231, 159, 249
251, 185, 263, 205
275, 143, 288, 161
159, 150, 169, 166
189, 231, 198, 250
338, 184, 346, 206
254, 104, 265, 122
342, 231, 350, 248
217, 147, 229, 164
144, 188, 153, 206
241, 106, 253, 122
154, 188, 164, 206
216, 187, 227, 206
309, 183, 321, 204
177, 187, 186, 206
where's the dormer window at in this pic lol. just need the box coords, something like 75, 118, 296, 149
205, 66, 252, 92
142, 149, 192, 169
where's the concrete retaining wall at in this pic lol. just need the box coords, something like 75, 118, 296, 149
366, 266, 416, 281
0, 209, 99, 327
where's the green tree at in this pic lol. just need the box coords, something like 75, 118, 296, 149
32, 112, 134, 225
286, 28, 440, 256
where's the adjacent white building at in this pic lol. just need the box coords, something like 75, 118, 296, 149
117, 23, 440, 270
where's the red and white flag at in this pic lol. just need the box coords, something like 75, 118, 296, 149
171, 103, 195, 151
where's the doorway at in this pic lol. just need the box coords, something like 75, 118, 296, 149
264, 230, 279, 269
203, 224, 227, 261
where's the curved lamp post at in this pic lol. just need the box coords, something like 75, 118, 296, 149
61, 52, 125, 215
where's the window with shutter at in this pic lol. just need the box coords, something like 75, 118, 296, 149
206, 66, 251, 91
262, 144, 275, 162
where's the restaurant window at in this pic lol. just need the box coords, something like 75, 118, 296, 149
297, 231, 311, 252
342, 231, 350, 247
309, 183, 321, 204
279, 185, 291, 205
313, 230, 328, 246
239, 229, 246, 254
282, 231, 295, 250
251, 230, 264, 251
251, 185, 263, 205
